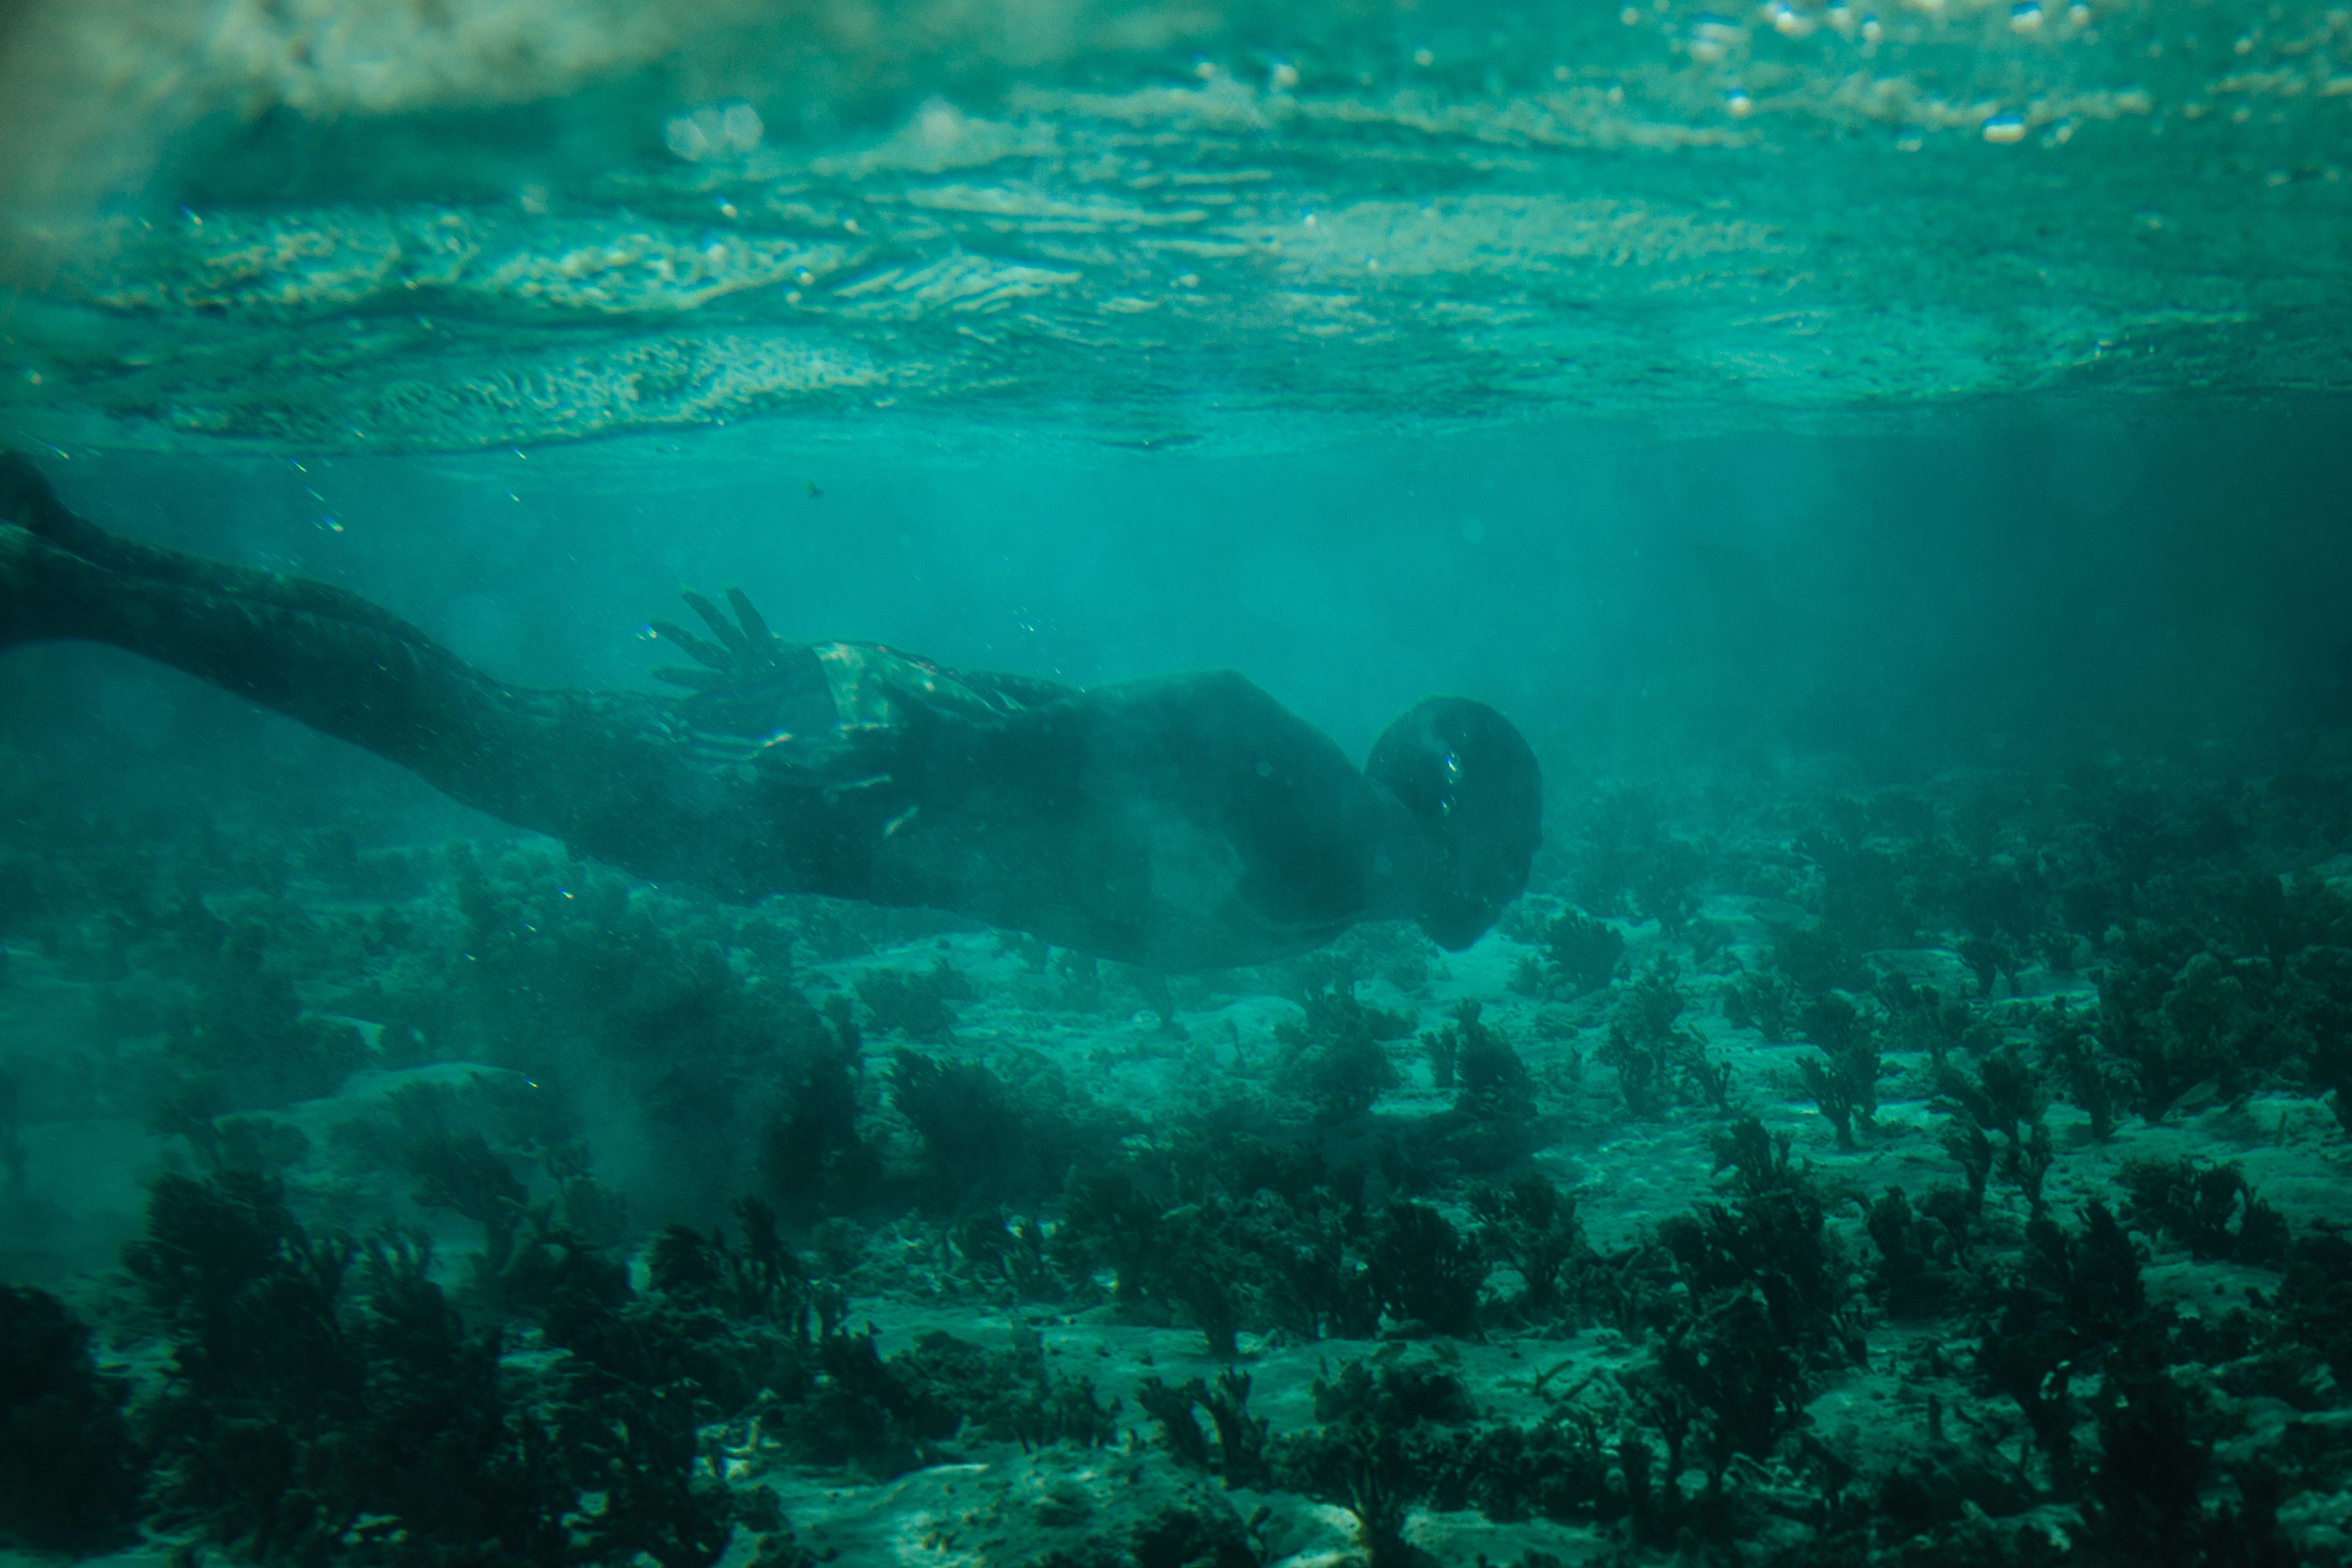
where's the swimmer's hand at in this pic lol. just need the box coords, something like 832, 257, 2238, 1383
648, 587, 794, 697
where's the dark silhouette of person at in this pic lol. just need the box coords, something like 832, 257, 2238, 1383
0, 455, 1540, 970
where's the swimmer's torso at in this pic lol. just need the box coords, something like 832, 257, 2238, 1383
685, 645, 1421, 970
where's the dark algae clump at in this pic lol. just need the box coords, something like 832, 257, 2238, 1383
0, 1284, 144, 1551
13, 707, 2352, 1565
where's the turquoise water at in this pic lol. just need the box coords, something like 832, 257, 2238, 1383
4, 5, 2352, 1566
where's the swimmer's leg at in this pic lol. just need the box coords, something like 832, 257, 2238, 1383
0, 462, 779, 897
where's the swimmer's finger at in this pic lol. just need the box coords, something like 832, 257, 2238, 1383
646, 618, 730, 669
725, 586, 773, 649
682, 590, 752, 656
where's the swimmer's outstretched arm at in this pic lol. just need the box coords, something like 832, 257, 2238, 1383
0, 456, 790, 896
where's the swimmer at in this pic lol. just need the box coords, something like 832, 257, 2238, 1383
0, 455, 1539, 970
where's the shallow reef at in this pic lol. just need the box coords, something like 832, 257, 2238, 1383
7, 750, 2352, 1566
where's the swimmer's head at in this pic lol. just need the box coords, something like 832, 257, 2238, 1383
1366, 696, 1542, 950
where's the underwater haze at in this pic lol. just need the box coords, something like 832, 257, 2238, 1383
5, 2, 2352, 1567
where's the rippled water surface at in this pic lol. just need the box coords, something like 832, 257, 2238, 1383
2, 0, 2348, 451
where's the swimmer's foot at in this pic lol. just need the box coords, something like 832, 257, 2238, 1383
0, 456, 156, 651
0, 451, 171, 585
0, 452, 87, 547
0, 522, 67, 647
0, 508, 135, 650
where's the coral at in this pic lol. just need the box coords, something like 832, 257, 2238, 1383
2036, 997, 2125, 1140
1272, 974, 1403, 1123
425, 847, 837, 1213
1796, 989, 1870, 1055
1662, 1118, 1857, 1361
1564, 788, 1690, 923
1796, 993, 1882, 1151
761, 1326, 958, 1477
2009, 1121, 2056, 1224
123, 1170, 723, 1568
1710, 1114, 1801, 1198
1198, 1369, 1270, 1489
951, 1209, 1057, 1300
757, 994, 879, 1217
2275, 1228, 2352, 1391
1053, 1166, 1166, 1308
2096, 931, 2276, 1124
2281, 944, 2352, 1132
1723, 969, 1797, 1041
758, 1321, 1116, 1478
1430, 1416, 1610, 1527
2117, 1157, 2292, 1267
1467, 1172, 1584, 1320
1282, 959, 1414, 1042
1599, 960, 1696, 1117
328, 1077, 632, 1308
1507, 950, 1547, 998
1632, 837, 1708, 932
1940, 1120, 1994, 1217
1958, 934, 2021, 1000
649, 1198, 813, 1335
1127, 1497, 1263, 1568
1936, 1046, 2053, 1213
1137, 1376, 1214, 1469
1274, 1356, 1476, 1568
1421, 1024, 1456, 1089
892, 1051, 1021, 1195
1877, 972, 1987, 1062
1869, 1438, 2039, 1552
1864, 1186, 1968, 1319
1050, 1167, 1351, 1352
1138, 1369, 1273, 1488
1268, 1201, 1381, 1341
1684, 1050, 1736, 1113
1541, 908, 1624, 997
856, 959, 973, 1042
0, 1285, 145, 1551
1370, 1201, 1488, 1338
1159, 1215, 1247, 1359
1628, 1119, 1860, 1544
161, 920, 365, 1112
2246, 867, 2352, 961
1771, 922, 1870, 996
892, 1050, 1118, 1205
1597, 1018, 1668, 1118
1969, 1202, 2151, 1493
886, 1327, 1117, 1453
1796, 821, 1920, 954
1655, 1287, 1810, 1499
540, 1288, 756, 1568
1421, 998, 1529, 1118
2077, 1364, 2208, 1568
